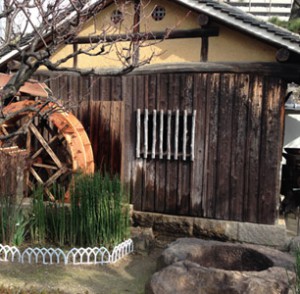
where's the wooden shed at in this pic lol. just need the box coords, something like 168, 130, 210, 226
36, 61, 300, 225
3, 0, 300, 225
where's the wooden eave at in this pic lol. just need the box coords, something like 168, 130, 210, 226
35, 62, 300, 83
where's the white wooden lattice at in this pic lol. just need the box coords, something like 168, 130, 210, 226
0, 239, 133, 265
136, 109, 197, 161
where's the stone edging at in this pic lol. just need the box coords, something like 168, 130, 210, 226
132, 211, 287, 248
0, 239, 134, 265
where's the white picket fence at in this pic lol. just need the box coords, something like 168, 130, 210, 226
0, 239, 133, 265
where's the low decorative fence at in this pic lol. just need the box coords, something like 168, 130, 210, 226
0, 239, 133, 265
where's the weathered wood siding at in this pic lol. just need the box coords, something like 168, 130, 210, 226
122, 72, 286, 224
36, 66, 286, 224
37, 74, 123, 176
0, 149, 26, 199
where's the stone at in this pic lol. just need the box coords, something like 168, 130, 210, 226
193, 218, 238, 241
153, 214, 193, 236
146, 260, 294, 294
147, 238, 296, 294
132, 211, 155, 228
237, 222, 287, 248
287, 236, 300, 254
132, 211, 287, 247
131, 226, 155, 252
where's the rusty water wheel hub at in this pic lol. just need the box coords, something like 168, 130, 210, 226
147, 238, 296, 294
0, 100, 94, 201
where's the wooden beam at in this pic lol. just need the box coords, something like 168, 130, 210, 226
201, 37, 208, 62
36, 62, 300, 82
133, 0, 141, 66
70, 28, 219, 44
73, 43, 78, 68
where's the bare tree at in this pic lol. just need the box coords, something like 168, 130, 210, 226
0, 0, 174, 199
0, 0, 172, 142
0, 0, 151, 101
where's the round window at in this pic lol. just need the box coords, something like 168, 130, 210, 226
111, 10, 123, 24
152, 6, 166, 21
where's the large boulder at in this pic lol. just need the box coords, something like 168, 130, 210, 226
146, 238, 296, 294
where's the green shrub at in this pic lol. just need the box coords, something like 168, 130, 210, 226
268, 16, 288, 28
268, 17, 300, 34
288, 19, 300, 34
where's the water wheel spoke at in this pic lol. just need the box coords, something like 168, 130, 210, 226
44, 166, 68, 187
29, 124, 63, 168
44, 188, 55, 202
31, 134, 61, 160
27, 179, 34, 191
0, 125, 9, 136
30, 167, 45, 185
32, 163, 58, 170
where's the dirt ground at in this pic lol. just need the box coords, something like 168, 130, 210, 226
0, 232, 175, 294
0, 248, 163, 294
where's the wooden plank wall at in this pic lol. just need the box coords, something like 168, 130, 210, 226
36, 74, 123, 176
124, 72, 286, 224
0, 150, 26, 199
36, 71, 286, 224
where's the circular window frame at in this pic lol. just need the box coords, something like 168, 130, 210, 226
111, 10, 123, 24
152, 6, 166, 21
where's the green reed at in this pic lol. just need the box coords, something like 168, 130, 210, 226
30, 185, 46, 244
45, 185, 70, 247
0, 173, 130, 248
70, 172, 130, 247
0, 189, 29, 246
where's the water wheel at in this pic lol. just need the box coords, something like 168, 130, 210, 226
0, 100, 94, 201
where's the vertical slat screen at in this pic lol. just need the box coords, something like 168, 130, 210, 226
136, 109, 196, 161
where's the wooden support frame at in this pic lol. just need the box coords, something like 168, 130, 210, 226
70, 28, 219, 44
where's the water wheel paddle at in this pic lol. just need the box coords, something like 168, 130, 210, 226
0, 100, 94, 201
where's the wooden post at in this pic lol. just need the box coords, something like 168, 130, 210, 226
167, 110, 172, 160
183, 110, 188, 160
159, 110, 164, 159
174, 109, 179, 160
144, 109, 148, 159
191, 110, 197, 161
152, 110, 157, 159
133, 0, 141, 66
136, 108, 141, 158
73, 44, 78, 68
199, 14, 210, 62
